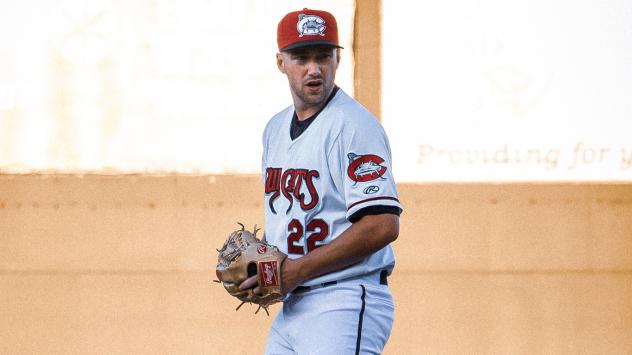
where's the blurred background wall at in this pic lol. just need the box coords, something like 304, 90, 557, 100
1, 175, 631, 354
1, 1, 631, 354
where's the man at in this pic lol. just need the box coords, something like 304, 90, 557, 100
240, 8, 403, 354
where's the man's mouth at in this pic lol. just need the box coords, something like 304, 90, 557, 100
305, 80, 323, 89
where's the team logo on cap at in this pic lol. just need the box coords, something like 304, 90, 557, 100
297, 14, 326, 37
347, 153, 388, 183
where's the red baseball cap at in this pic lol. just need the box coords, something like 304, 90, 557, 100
277, 8, 343, 52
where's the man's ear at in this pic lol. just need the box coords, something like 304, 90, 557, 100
276, 53, 286, 74
335, 49, 341, 70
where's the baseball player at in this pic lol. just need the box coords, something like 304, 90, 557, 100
239, 8, 403, 354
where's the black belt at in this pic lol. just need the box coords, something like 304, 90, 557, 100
293, 270, 389, 294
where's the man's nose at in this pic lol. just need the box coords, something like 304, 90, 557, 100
306, 60, 322, 76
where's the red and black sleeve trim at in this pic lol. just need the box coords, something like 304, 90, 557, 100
349, 205, 402, 223
347, 196, 400, 210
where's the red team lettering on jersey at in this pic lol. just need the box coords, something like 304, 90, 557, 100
264, 167, 328, 255
265, 167, 320, 214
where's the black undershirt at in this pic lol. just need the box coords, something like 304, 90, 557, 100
288, 85, 402, 223
290, 86, 339, 140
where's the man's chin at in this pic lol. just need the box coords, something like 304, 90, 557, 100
301, 90, 327, 105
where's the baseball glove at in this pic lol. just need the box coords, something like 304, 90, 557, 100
214, 223, 287, 315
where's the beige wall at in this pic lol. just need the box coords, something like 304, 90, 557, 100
1, 175, 631, 354
354, 0, 382, 119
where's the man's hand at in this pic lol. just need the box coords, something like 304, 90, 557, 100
238, 258, 305, 296
238, 275, 259, 294
279, 258, 304, 294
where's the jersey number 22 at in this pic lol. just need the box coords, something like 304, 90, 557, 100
287, 219, 329, 255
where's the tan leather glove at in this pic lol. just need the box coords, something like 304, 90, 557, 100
215, 223, 287, 315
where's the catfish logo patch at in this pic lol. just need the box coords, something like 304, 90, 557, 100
297, 14, 326, 37
347, 153, 387, 183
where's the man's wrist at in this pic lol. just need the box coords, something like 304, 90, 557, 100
287, 256, 310, 283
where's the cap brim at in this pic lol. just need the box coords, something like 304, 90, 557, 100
281, 41, 344, 52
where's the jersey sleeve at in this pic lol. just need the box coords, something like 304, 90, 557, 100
328, 115, 403, 222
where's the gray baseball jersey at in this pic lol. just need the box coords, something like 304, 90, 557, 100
261, 88, 402, 287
